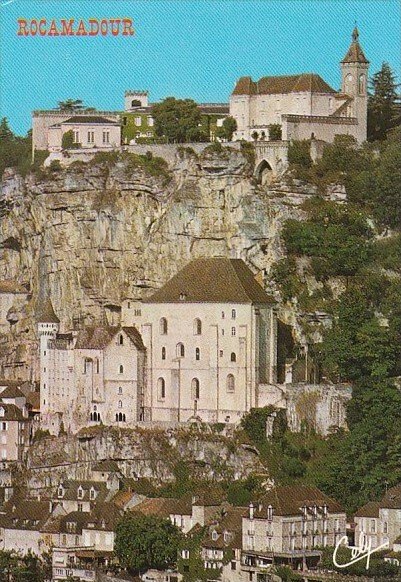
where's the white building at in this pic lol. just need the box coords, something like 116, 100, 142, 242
47, 115, 121, 152
123, 257, 278, 424
230, 28, 369, 144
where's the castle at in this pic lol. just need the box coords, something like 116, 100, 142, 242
38, 258, 350, 435
230, 27, 369, 144
32, 28, 369, 159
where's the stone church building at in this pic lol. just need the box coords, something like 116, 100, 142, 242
230, 28, 369, 144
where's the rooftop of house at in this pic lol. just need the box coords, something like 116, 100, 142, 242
74, 325, 144, 351
57, 480, 109, 503
354, 501, 381, 518
0, 402, 26, 421
132, 496, 193, 519
232, 73, 337, 96
203, 506, 247, 550
26, 391, 40, 411
0, 384, 26, 400
251, 486, 344, 518
146, 257, 275, 305
61, 116, 121, 125
0, 498, 52, 531
57, 504, 122, 534
381, 483, 401, 509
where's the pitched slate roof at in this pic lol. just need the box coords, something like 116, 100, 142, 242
62, 116, 120, 125
0, 385, 25, 399
26, 391, 40, 411
146, 258, 274, 305
381, 483, 401, 509
74, 326, 144, 351
0, 403, 25, 421
36, 297, 60, 324
133, 496, 192, 518
58, 480, 109, 503
341, 27, 369, 64
203, 506, 247, 550
233, 73, 336, 96
354, 501, 381, 518
253, 486, 344, 517
0, 499, 52, 530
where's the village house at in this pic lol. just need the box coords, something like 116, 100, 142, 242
230, 28, 369, 144
122, 257, 278, 424
0, 382, 32, 462
47, 115, 122, 152
52, 480, 115, 514
241, 486, 346, 573
354, 483, 401, 551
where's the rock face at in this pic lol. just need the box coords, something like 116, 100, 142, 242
0, 147, 320, 379
26, 426, 263, 494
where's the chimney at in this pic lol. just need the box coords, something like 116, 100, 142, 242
249, 502, 254, 520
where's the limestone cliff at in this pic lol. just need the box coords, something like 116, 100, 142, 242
0, 146, 322, 380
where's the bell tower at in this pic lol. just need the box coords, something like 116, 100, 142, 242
340, 27, 369, 142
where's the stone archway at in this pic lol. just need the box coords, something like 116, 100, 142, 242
255, 159, 274, 185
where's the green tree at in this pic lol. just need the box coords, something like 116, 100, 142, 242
152, 97, 203, 143
372, 127, 401, 228
57, 98, 84, 111
114, 513, 182, 574
61, 129, 75, 150
368, 63, 400, 141
215, 116, 237, 141
288, 139, 312, 168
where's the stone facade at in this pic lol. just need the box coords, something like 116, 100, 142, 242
48, 116, 121, 152
230, 28, 369, 145
354, 484, 401, 551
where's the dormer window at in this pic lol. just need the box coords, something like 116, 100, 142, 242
212, 530, 218, 541
77, 486, 84, 500
89, 487, 96, 500
0, 408, 4, 418
179, 293, 187, 301
58, 487, 64, 498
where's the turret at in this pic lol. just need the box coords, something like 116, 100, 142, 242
124, 90, 149, 111
36, 298, 59, 417
340, 27, 369, 142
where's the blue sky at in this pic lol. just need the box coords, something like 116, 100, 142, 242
1, 0, 400, 135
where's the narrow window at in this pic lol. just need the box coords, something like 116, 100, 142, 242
191, 378, 200, 400
157, 377, 166, 400
194, 318, 202, 335
226, 374, 235, 393
160, 318, 168, 335
231, 309, 236, 319
195, 347, 200, 361
118, 386, 122, 395
162, 347, 166, 360
231, 352, 237, 362
96, 359, 99, 374
176, 343, 185, 358
119, 365, 124, 374
231, 327, 236, 336
119, 334, 124, 345
118, 400, 122, 409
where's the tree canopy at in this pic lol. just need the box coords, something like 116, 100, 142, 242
152, 97, 206, 143
114, 513, 182, 574
368, 62, 400, 141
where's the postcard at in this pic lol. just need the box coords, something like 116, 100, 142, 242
0, 1, 400, 580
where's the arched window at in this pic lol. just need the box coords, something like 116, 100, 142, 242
226, 374, 235, 393
119, 334, 124, 345
194, 318, 202, 335
176, 343, 185, 358
122, 414, 126, 422
115, 413, 118, 422
118, 400, 122, 408
162, 347, 166, 360
231, 352, 237, 362
195, 347, 200, 361
231, 309, 236, 320
157, 377, 166, 400
118, 412, 123, 422
160, 318, 168, 335
119, 365, 124, 374
118, 386, 122, 395
90, 413, 93, 421
191, 378, 200, 400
